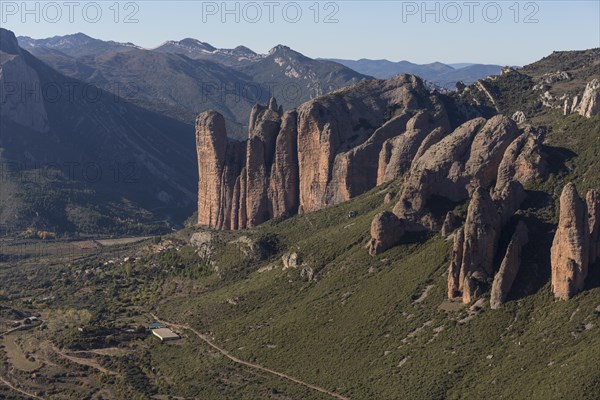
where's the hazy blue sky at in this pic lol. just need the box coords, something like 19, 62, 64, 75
2, 1, 599, 65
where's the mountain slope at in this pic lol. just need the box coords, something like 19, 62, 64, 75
19, 35, 371, 139
18, 32, 139, 57
456, 48, 600, 118
0, 42, 598, 399
1, 28, 198, 235
242, 46, 369, 110
153, 38, 264, 68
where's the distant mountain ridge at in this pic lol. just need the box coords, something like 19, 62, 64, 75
18, 34, 369, 139
18, 32, 140, 57
153, 38, 264, 68
326, 58, 505, 89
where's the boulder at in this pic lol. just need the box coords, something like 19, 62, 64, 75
490, 221, 529, 309
367, 211, 404, 256
551, 183, 590, 300
384, 192, 395, 204
511, 111, 526, 124
190, 232, 214, 260
282, 252, 299, 270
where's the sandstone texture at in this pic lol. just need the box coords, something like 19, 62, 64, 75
578, 79, 600, 118
551, 183, 590, 300
367, 211, 404, 256
393, 115, 519, 224
197, 75, 448, 229
457, 187, 502, 303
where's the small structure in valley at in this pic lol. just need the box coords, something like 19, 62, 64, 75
151, 328, 180, 342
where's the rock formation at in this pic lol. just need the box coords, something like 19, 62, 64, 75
393, 115, 520, 226
551, 183, 589, 300
376, 112, 449, 184
445, 177, 526, 303
490, 221, 529, 309
197, 75, 449, 229
457, 187, 502, 303
367, 211, 404, 256
440, 212, 460, 238
282, 252, 299, 270
495, 127, 547, 191
578, 79, 600, 118
447, 227, 464, 298
511, 111, 526, 124
196, 111, 244, 229
587, 190, 600, 265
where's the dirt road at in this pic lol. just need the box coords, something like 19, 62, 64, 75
150, 313, 350, 400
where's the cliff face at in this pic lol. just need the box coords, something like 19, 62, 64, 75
550, 183, 595, 300
197, 75, 449, 229
366, 105, 546, 304
578, 79, 600, 118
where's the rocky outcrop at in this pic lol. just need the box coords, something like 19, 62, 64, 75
440, 212, 460, 238
578, 79, 600, 118
297, 75, 448, 214
367, 211, 404, 256
458, 187, 502, 303
197, 75, 449, 229
245, 101, 283, 228
376, 112, 449, 184
282, 252, 299, 270
587, 190, 600, 265
493, 180, 526, 225
268, 111, 299, 218
495, 127, 547, 191
511, 111, 526, 124
490, 221, 529, 309
196, 111, 244, 229
447, 226, 464, 298
551, 183, 590, 300
446, 178, 526, 304
393, 115, 519, 225
190, 232, 214, 260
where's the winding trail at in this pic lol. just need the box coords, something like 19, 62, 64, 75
50, 345, 119, 376
0, 374, 45, 400
149, 313, 349, 400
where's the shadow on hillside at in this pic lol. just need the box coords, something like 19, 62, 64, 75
543, 144, 577, 175
506, 214, 555, 302
584, 259, 600, 292
401, 230, 434, 245
520, 190, 555, 211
